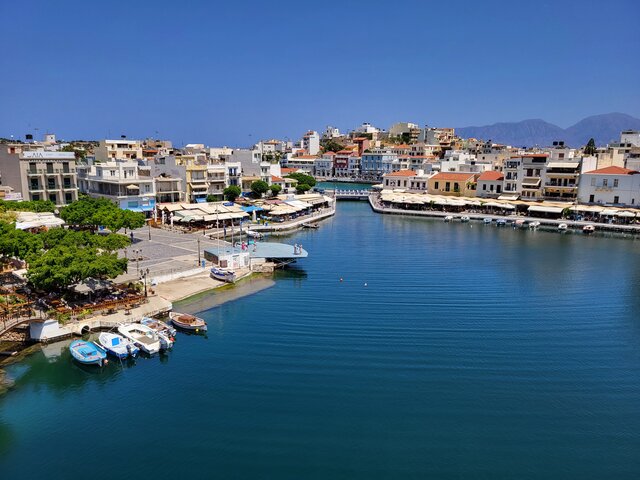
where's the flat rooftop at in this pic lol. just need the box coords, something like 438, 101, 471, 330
204, 242, 308, 260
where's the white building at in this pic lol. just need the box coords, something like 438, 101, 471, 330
301, 131, 320, 155
620, 130, 640, 147
77, 159, 156, 213
314, 153, 335, 178
577, 166, 640, 207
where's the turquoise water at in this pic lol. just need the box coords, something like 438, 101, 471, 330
2, 202, 640, 478
317, 181, 373, 190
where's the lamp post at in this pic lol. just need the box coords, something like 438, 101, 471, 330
148, 221, 151, 240
197, 237, 201, 267
141, 268, 149, 297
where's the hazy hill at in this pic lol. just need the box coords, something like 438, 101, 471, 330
457, 113, 640, 147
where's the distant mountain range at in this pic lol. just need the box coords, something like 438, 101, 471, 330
456, 113, 640, 147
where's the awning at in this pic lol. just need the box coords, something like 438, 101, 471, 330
547, 162, 580, 169
126, 184, 139, 190
522, 179, 541, 188
195, 197, 207, 203
616, 211, 636, 217
241, 205, 264, 213
125, 207, 144, 212
141, 205, 154, 212
528, 205, 564, 214
600, 209, 618, 216
498, 194, 519, 201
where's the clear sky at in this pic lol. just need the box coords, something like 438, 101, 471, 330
1, 0, 638, 146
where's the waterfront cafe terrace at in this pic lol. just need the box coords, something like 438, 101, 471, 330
378, 190, 640, 224
156, 194, 332, 229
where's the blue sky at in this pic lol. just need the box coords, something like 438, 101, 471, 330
1, 0, 638, 146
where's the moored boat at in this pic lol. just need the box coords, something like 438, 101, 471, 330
302, 223, 319, 229
246, 230, 263, 239
529, 221, 541, 229
170, 312, 208, 332
211, 267, 236, 283
141, 317, 177, 337
483, 218, 492, 224
460, 216, 470, 223
69, 340, 108, 366
97, 332, 139, 359
558, 223, 568, 231
444, 215, 454, 222
118, 324, 161, 355
583, 224, 596, 234
496, 218, 507, 227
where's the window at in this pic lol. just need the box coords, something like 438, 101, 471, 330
613, 179, 619, 187
32, 194, 40, 201
29, 163, 37, 173
47, 178, 55, 189
482, 184, 487, 190
46, 163, 53, 174
65, 193, 73, 203
64, 178, 71, 188
603, 178, 608, 187
110, 170, 116, 176
30, 179, 39, 190
63, 162, 70, 173
49, 193, 57, 203
434, 181, 439, 189
589, 194, 594, 202
614, 196, 619, 204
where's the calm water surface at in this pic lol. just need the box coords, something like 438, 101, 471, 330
2, 202, 640, 479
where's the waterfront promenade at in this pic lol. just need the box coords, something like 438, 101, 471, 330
369, 193, 640, 234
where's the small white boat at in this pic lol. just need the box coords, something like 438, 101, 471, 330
170, 312, 208, 332
141, 317, 177, 338
558, 223, 568, 231
97, 332, 139, 359
211, 267, 236, 283
529, 221, 541, 229
583, 224, 596, 234
496, 219, 507, 227
118, 324, 161, 355
460, 216, 470, 223
69, 340, 108, 367
444, 215, 454, 222
483, 218, 492, 224
246, 230, 263, 239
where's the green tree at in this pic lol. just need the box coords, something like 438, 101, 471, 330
121, 209, 146, 231
584, 138, 597, 155
270, 184, 282, 196
251, 180, 269, 197
295, 184, 311, 194
286, 172, 316, 187
321, 139, 344, 153
206, 194, 220, 202
0, 199, 56, 213
60, 196, 144, 232
223, 185, 241, 202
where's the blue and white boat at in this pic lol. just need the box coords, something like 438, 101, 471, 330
97, 332, 139, 359
69, 340, 108, 366
211, 267, 236, 283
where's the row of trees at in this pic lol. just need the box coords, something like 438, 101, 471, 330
0, 199, 56, 213
60, 196, 146, 232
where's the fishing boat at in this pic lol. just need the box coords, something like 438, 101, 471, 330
496, 218, 507, 227
514, 219, 526, 229
118, 324, 161, 355
483, 218, 492, 224
444, 215, 454, 222
583, 224, 596, 234
460, 216, 470, 223
529, 221, 541, 229
302, 223, 319, 229
170, 312, 208, 332
558, 223, 568, 231
69, 340, 108, 366
97, 332, 139, 359
211, 267, 236, 283
141, 317, 177, 337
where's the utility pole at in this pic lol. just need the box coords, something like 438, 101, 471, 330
148, 221, 151, 240
197, 238, 201, 267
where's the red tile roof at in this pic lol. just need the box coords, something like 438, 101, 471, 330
584, 166, 638, 175
281, 168, 299, 174
385, 170, 416, 177
431, 172, 477, 181
478, 171, 504, 181
271, 175, 284, 182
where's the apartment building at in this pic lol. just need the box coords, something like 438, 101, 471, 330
577, 166, 640, 207
94, 139, 143, 161
19, 151, 79, 205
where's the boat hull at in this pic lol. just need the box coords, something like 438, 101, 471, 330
170, 312, 208, 332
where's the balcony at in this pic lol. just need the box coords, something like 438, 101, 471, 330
544, 182, 576, 188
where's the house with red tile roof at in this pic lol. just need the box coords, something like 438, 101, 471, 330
476, 170, 505, 198
577, 166, 640, 207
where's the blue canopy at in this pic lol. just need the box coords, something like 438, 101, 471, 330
241, 205, 264, 213
125, 207, 144, 212
195, 197, 207, 203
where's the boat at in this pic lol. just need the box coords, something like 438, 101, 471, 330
302, 223, 319, 229
97, 332, 139, 359
211, 267, 236, 283
141, 317, 177, 337
444, 215, 454, 222
496, 219, 507, 227
583, 224, 596, 234
529, 221, 541, 229
460, 216, 470, 223
246, 230, 263, 239
558, 223, 568, 231
118, 324, 161, 355
515, 219, 526, 229
69, 340, 108, 366
170, 312, 208, 332
483, 218, 492, 224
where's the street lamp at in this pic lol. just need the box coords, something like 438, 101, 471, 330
141, 267, 150, 297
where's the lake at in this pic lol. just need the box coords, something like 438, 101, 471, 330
1, 202, 640, 479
